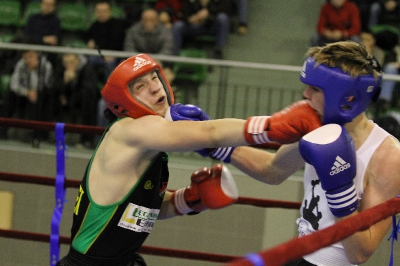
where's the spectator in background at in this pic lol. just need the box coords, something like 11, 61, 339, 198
53, 53, 99, 149
23, 0, 60, 66
172, 0, 230, 59
124, 8, 175, 82
155, 0, 184, 29
368, 0, 400, 29
124, 9, 173, 56
377, 45, 400, 105
360, 30, 385, 66
352, 0, 376, 31
367, 1, 400, 52
0, 49, 54, 147
232, 0, 248, 35
310, 0, 361, 46
86, 0, 130, 82
24, 0, 60, 46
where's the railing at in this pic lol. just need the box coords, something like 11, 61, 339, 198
1, 42, 399, 119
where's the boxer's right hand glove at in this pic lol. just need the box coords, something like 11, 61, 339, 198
172, 164, 239, 215
299, 124, 358, 217
165, 103, 235, 163
244, 100, 322, 144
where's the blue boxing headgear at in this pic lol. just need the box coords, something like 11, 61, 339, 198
300, 57, 382, 125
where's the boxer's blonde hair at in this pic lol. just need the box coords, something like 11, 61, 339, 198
306, 41, 381, 79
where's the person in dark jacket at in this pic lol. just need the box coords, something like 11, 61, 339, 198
172, 0, 230, 59
53, 53, 99, 148
0, 48, 54, 147
86, 0, 130, 82
24, 0, 61, 46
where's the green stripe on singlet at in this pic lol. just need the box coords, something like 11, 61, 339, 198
72, 202, 119, 253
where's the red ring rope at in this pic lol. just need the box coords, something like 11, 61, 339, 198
226, 196, 400, 266
0, 172, 301, 209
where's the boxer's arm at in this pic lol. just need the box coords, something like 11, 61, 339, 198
230, 143, 304, 185
118, 102, 317, 153
158, 164, 238, 219
339, 136, 400, 264
165, 103, 235, 163
114, 114, 246, 152
158, 191, 177, 219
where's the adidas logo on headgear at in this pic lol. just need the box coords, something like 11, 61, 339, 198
133, 56, 152, 71
330, 156, 351, 176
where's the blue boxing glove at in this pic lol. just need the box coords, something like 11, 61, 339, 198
165, 103, 210, 121
299, 124, 358, 217
165, 103, 235, 163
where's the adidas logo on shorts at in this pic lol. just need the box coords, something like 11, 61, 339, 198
330, 156, 351, 176
133, 56, 152, 71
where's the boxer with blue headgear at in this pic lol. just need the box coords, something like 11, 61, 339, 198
300, 52, 382, 125
218, 41, 400, 266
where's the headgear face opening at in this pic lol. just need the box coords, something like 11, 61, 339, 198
101, 54, 174, 118
300, 57, 381, 125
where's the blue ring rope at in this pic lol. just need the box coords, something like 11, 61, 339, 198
50, 123, 66, 266
387, 195, 400, 266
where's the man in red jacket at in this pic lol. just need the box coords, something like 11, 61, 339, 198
310, 0, 361, 46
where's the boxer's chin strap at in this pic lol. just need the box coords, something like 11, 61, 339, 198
388, 195, 400, 266
50, 123, 66, 266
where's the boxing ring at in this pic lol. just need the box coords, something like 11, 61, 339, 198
0, 117, 399, 266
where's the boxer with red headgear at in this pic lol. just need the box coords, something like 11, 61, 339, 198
58, 53, 320, 266
225, 41, 400, 266
101, 53, 174, 119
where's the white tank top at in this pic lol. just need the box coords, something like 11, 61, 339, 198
297, 123, 390, 266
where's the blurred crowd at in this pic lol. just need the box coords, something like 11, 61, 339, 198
0, 0, 249, 148
1, 0, 400, 146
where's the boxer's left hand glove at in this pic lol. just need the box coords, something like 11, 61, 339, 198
172, 164, 239, 215
165, 103, 210, 121
299, 124, 358, 217
165, 103, 235, 163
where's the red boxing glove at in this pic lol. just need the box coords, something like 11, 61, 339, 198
172, 164, 239, 215
244, 100, 322, 144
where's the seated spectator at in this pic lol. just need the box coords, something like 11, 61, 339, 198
124, 8, 174, 76
310, 0, 361, 46
368, 0, 400, 29
23, 0, 60, 47
368, 0, 400, 51
378, 45, 400, 105
232, 0, 248, 35
118, 0, 143, 25
0, 49, 54, 147
172, 0, 230, 59
23, 0, 60, 66
53, 53, 99, 149
360, 30, 385, 66
155, 0, 184, 29
86, 0, 130, 82
352, 0, 375, 31
124, 9, 173, 56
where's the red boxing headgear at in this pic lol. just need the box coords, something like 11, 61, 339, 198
101, 54, 174, 118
